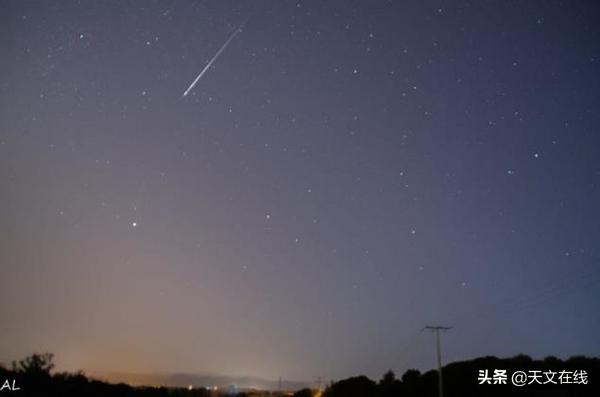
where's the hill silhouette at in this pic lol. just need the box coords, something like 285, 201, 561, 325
94, 370, 308, 391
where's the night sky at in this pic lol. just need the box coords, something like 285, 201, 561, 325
1, 0, 600, 384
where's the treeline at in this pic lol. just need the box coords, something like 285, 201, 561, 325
0, 353, 290, 397
317, 355, 599, 397
1, 353, 598, 397
0, 353, 212, 397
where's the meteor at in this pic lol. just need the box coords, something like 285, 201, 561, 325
182, 20, 247, 97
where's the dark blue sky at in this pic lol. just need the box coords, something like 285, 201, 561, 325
1, 0, 599, 383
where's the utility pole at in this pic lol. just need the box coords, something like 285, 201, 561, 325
316, 376, 322, 391
424, 326, 452, 397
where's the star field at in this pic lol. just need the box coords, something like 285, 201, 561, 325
1, 0, 600, 382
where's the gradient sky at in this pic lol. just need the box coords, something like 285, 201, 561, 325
1, 0, 600, 384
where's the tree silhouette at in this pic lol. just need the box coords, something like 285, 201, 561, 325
12, 353, 54, 376
292, 388, 315, 397
322, 375, 377, 397
401, 369, 421, 396
378, 370, 401, 397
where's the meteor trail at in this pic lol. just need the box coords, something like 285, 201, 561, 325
182, 20, 246, 97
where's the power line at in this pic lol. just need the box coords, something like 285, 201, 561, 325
423, 326, 452, 397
